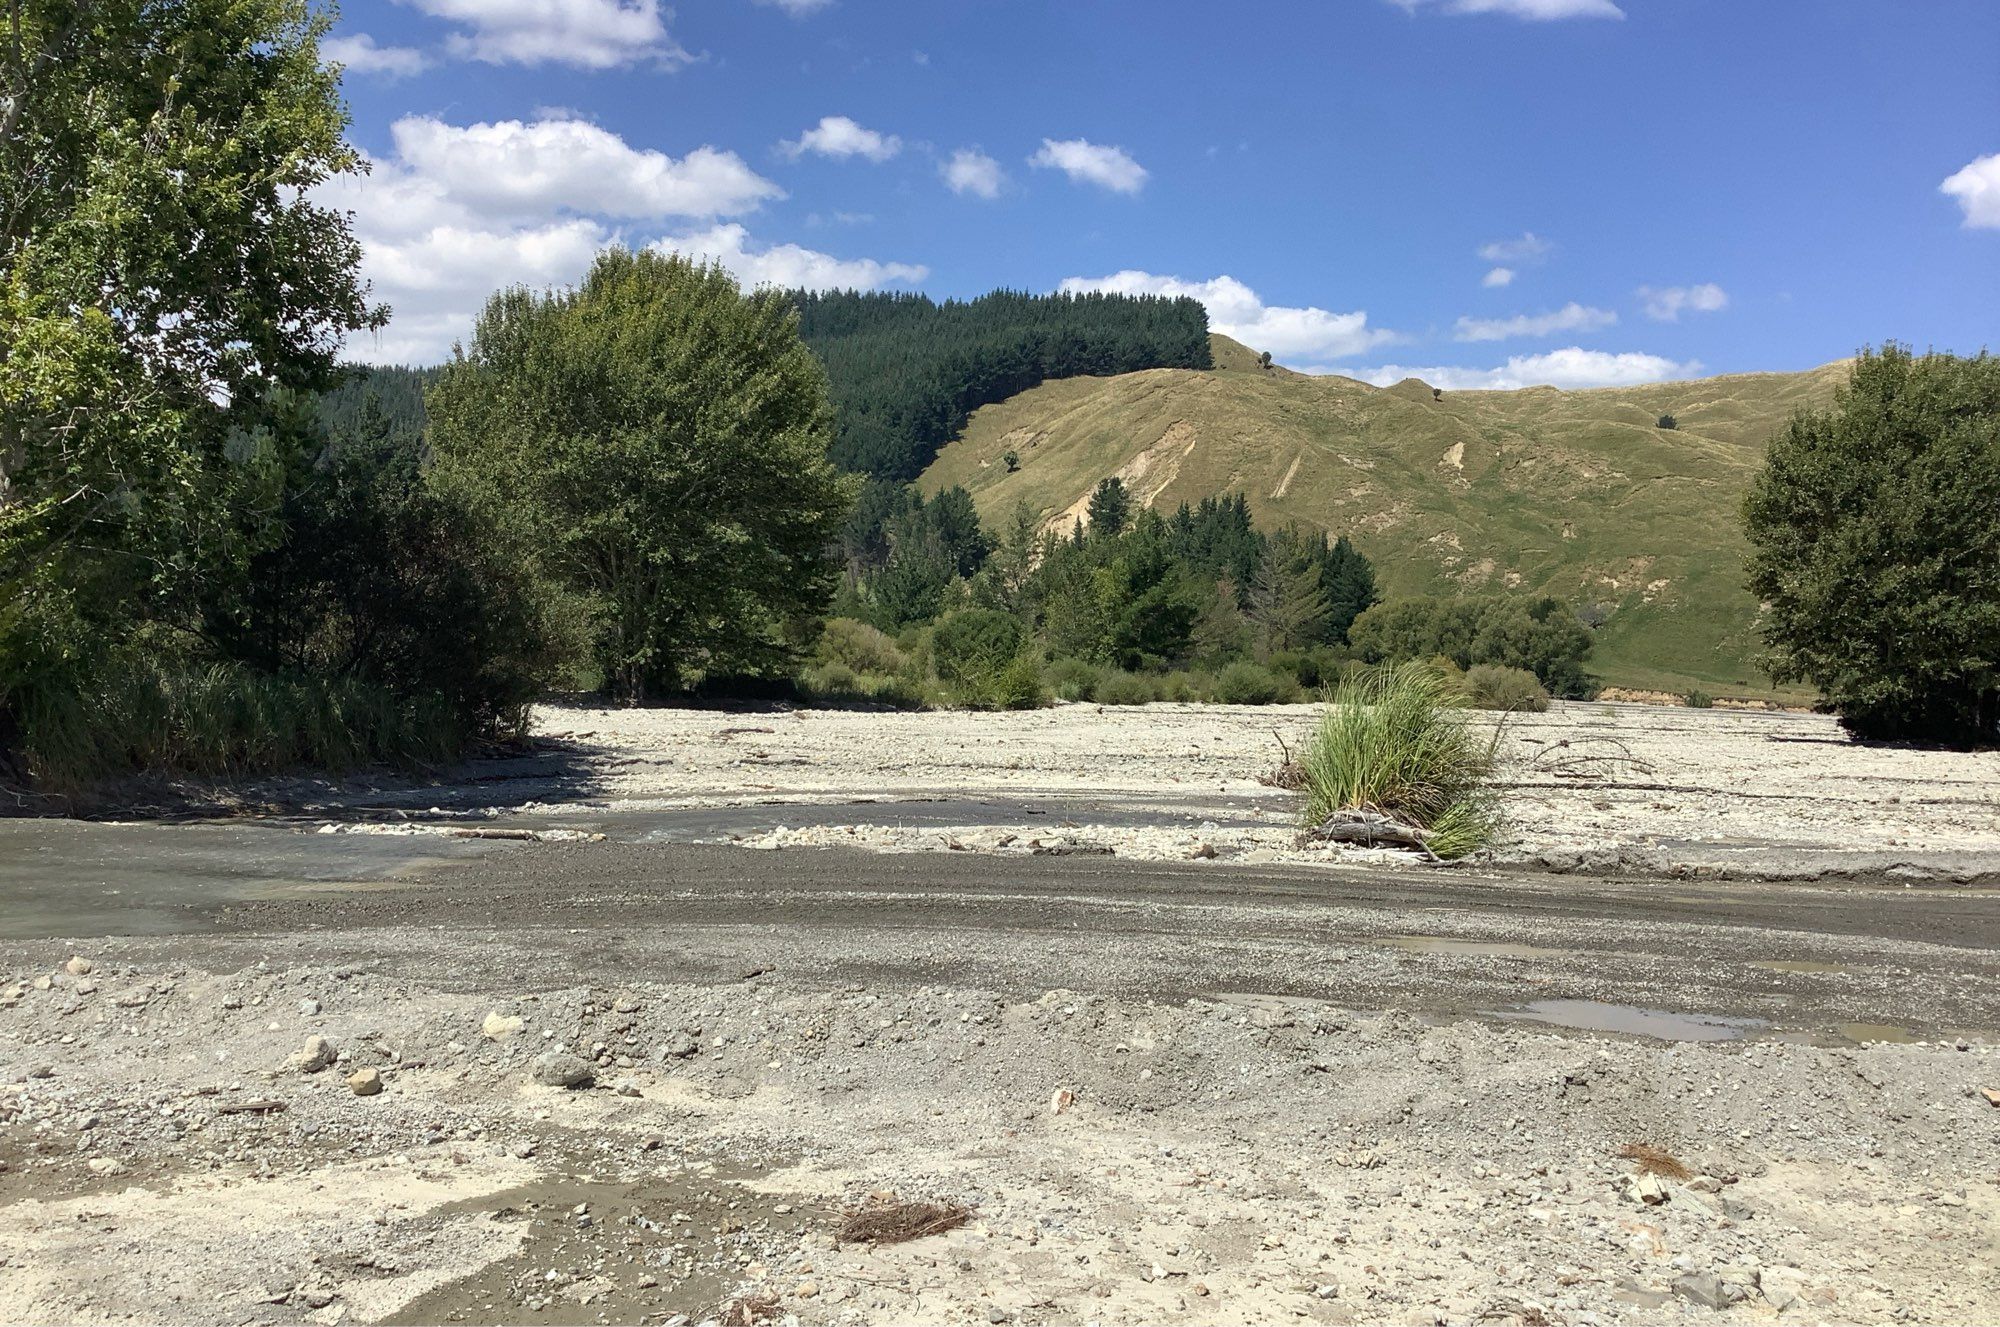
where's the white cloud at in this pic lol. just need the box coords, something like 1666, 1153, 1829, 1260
753, 0, 833, 13
389, 116, 781, 220
1353, 347, 1698, 391
323, 118, 902, 363
942, 149, 1005, 199
1638, 282, 1729, 322
398, 0, 688, 69
1481, 266, 1516, 288
1390, 0, 1624, 18
656, 224, 927, 292
1941, 152, 2000, 229
323, 33, 430, 77
1478, 232, 1552, 264
1029, 138, 1148, 194
781, 115, 902, 163
1059, 271, 1398, 363
1455, 302, 1617, 342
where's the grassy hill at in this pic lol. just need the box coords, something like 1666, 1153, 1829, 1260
920, 334, 1849, 698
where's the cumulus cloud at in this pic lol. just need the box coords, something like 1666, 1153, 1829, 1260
398, 0, 689, 69
942, 149, 1005, 199
1481, 266, 1516, 288
1353, 348, 1698, 391
1638, 282, 1729, 322
322, 117, 915, 363
1941, 153, 2000, 229
1389, 0, 1624, 18
753, 0, 833, 13
388, 116, 781, 220
781, 116, 902, 163
1059, 271, 1397, 363
1478, 232, 1552, 264
1029, 138, 1148, 194
654, 224, 927, 291
323, 34, 430, 77
1454, 302, 1617, 342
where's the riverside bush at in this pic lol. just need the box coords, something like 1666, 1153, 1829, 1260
1462, 665, 1550, 712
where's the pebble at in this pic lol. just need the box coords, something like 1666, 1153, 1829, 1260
65, 957, 93, 976
298, 998, 321, 1016
347, 1067, 384, 1096
482, 1012, 527, 1040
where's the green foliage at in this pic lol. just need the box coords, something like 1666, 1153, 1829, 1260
799, 661, 933, 709
1657, 413, 1678, 431
1300, 664, 1500, 860
816, 618, 907, 676
1247, 526, 1378, 654
20, 661, 462, 792
1350, 594, 1594, 699
0, 0, 400, 780
1087, 477, 1134, 536
428, 249, 855, 702
1683, 688, 1715, 709
795, 289, 1211, 481
989, 654, 1048, 710
1093, 671, 1159, 705
1743, 345, 2000, 744
1462, 664, 1550, 713
932, 609, 1026, 689
1210, 661, 1296, 706
1045, 657, 1102, 701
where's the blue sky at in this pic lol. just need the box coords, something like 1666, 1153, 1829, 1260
323, 0, 2000, 387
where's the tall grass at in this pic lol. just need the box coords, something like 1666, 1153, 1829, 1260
20, 662, 467, 791
1299, 663, 1500, 859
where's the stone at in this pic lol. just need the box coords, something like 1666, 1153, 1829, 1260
986, 1307, 1009, 1324
87, 1157, 127, 1176
614, 1078, 641, 1098
1628, 1173, 1669, 1206
531, 1051, 596, 1089
286, 1035, 338, 1074
347, 1067, 384, 1096
795, 1281, 819, 1299
64, 956, 94, 976
1672, 1274, 1730, 1310
658, 1032, 700, 1060
298, 998, 321, 1017
482, 1012, 527, 1041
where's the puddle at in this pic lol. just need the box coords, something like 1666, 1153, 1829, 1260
1835, 1022, 1922, 1045
385, 1166, 823, 1326
1381, 934, 1571, 961
1748, 960, 1854, 975
1492, 999, 1765, 1042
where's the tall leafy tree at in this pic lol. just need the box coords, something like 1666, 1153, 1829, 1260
428, 250, 855, 701
1, 0, 379, 718
1744, 345, 2000, 743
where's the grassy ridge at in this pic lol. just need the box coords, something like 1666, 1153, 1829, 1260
920, 335, 1848, 697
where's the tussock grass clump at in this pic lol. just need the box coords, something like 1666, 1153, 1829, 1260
1463, 664, 1550, 713
22, 661, 466, 791
1619, 1142, 1693, 1180
1299, 663, 1500, 860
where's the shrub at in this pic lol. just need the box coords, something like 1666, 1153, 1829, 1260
1211, 661, 1296, 705
1094, 671, 1159, 705
1156, 671, 1204, 703
990, 655, 1048, 710
1743, 344, 2000, 744
1657, 413, 1678, 430
1349, 593, 1594, 698
1462, 665, 1550, 713
1683, 688, 1715, 709
931, 609, 1025, 688
1045, 657, 1102, 701
21, 661, 463, 792
817, 618, 906, 676
1298, 663, 1500, 860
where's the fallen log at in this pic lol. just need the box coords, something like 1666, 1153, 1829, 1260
1301, 810, 1436, 855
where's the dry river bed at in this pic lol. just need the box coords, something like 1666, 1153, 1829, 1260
2, 700, 1998, 1325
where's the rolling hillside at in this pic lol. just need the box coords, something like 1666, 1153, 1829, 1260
920, 335, 1849, 697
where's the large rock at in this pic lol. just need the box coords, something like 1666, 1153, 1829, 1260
347, 1067, 384, 1097
482, 1011, 526, 1041
285, 1035, 338, 1074
531, 1051, 596, 1089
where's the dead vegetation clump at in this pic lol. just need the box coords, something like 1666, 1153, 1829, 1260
1259, 730, 1306, 790
716, 1290, 783, 1325
839, 1197, 974, 1245
1619, 1142, 1692, 1180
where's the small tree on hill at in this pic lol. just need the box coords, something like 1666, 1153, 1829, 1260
1657, 413, 1678, 430
1086, 477, 1133, 537
1743, 344, 2000, 744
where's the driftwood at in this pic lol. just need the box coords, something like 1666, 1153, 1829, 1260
1302, 810, 1436, 855
215, 1099, 288, 1115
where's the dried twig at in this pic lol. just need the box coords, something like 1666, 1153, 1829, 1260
839, 1198, 974, 1246
1619, 1142, 1692, 1180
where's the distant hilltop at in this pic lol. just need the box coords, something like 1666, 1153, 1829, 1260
922, 334, 1850, 697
